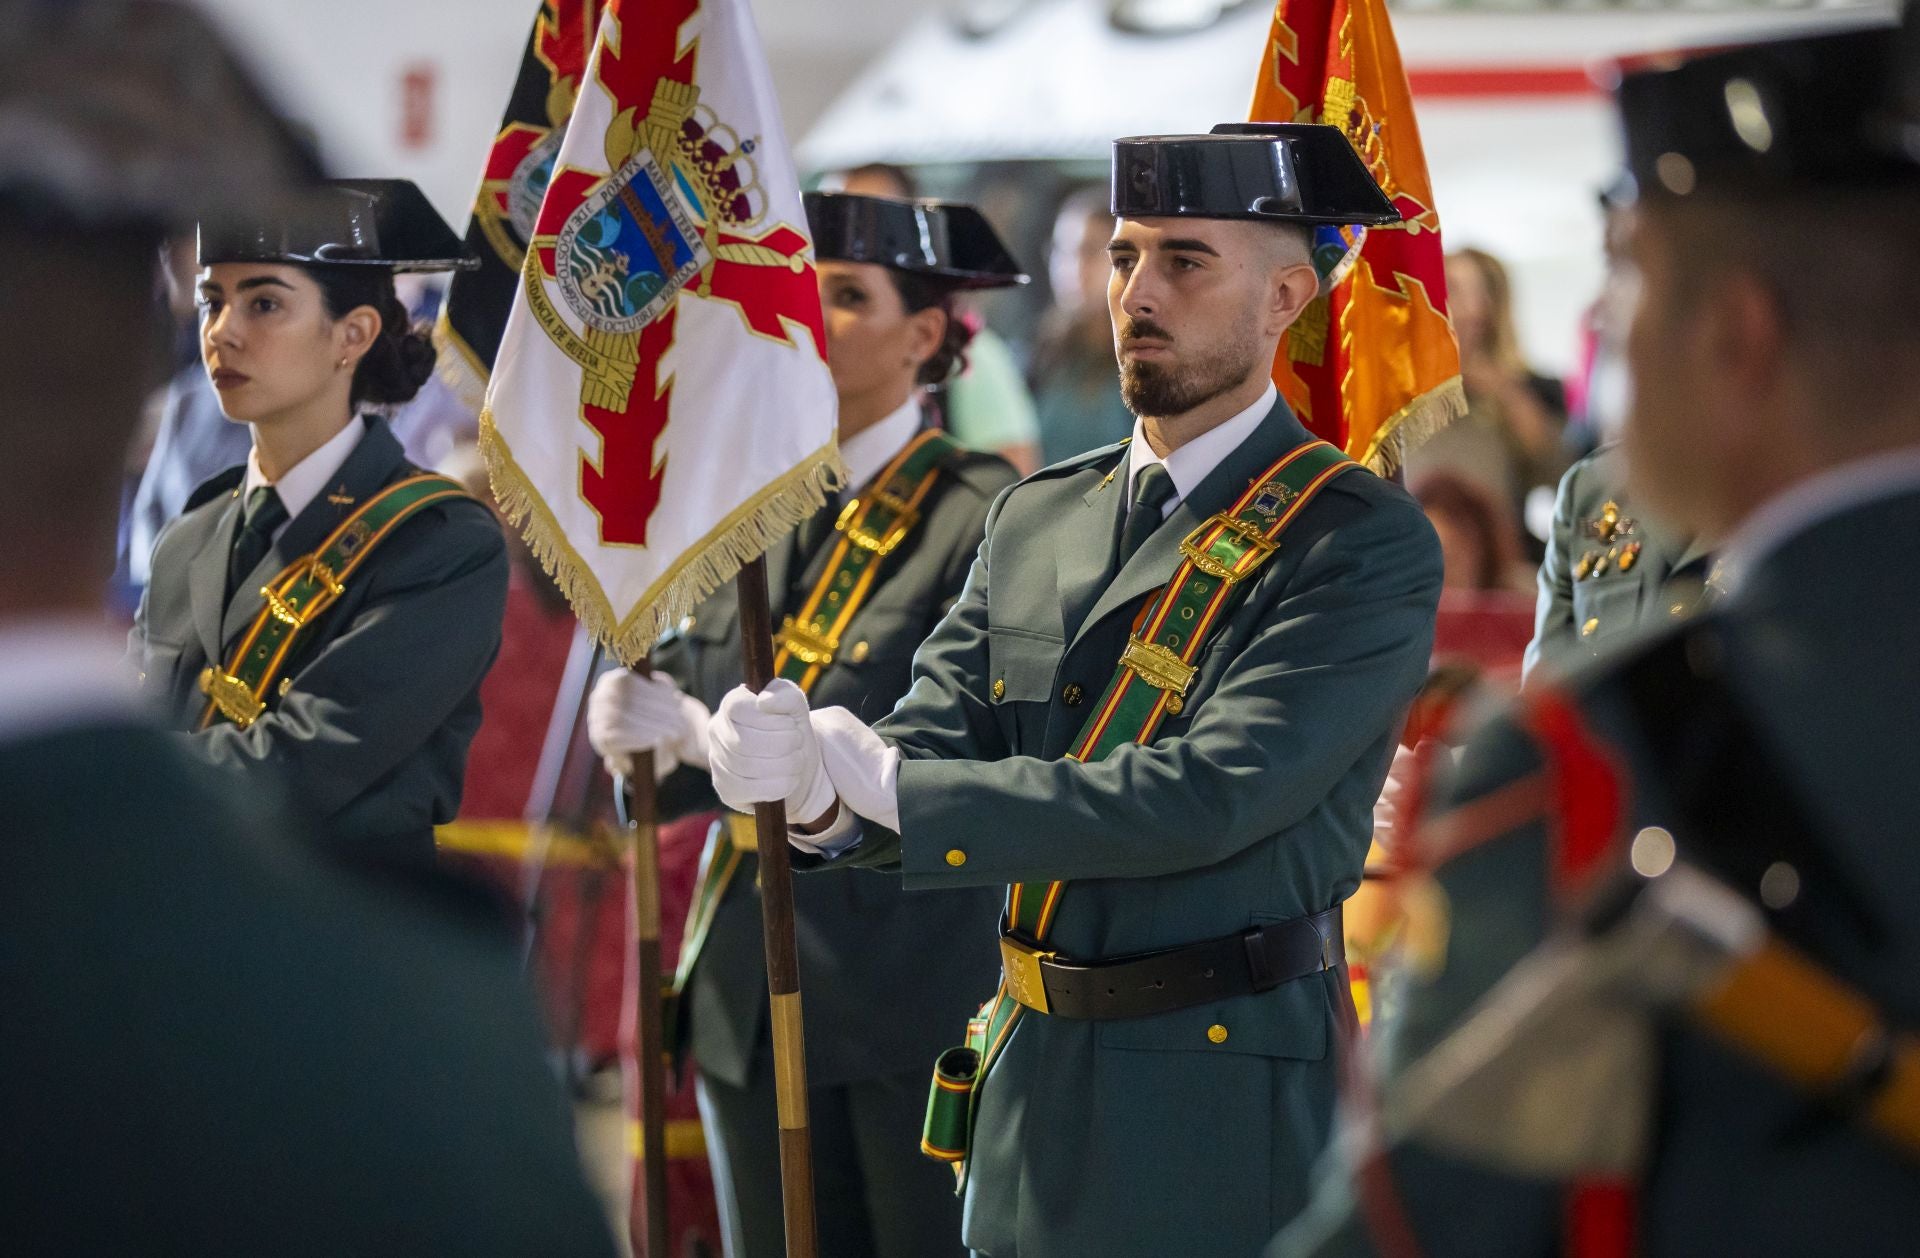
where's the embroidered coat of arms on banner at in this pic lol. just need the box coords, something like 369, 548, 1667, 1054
481, 0, 842, 663
1253, 0, 1465, 472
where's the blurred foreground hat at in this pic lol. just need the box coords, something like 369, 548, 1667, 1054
1878, 0, 1920, 161
198, 178, 479, 273
1615, 24, 1919, 201
803, 191, 1028, 289
0, 0, 320, 232
1110, 123, 1400, 226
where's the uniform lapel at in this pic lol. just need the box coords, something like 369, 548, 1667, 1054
188, 491, 245, 664
218, 419, 405, 649
1068, 400, 1313, 656
1053, 448, 1129, 642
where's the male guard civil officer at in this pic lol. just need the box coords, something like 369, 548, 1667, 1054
1274, 18, 1920, 1258
704, 124, 1444, 1256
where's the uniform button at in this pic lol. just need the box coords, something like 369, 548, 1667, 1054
1581, 617, 1600, 638
945, 849, 967, 867
1207, 1024, 1228, 1044
1062, 683, 1084, 706
850, 640, 870, 664
992, 679, 1006, 701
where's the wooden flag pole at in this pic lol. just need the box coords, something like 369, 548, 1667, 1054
734, 554, 820, 1258
614, 749, 670, 1258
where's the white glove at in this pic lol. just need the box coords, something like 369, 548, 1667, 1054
811, 706, 901, 833
587, 668, 710, 781
706, 679, 836, 826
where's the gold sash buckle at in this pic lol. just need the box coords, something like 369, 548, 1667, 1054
1180, 513, 1279, 583
308, 558, 346, 597
1120, 635, 1196, 701
838, 491, 920, 556
262, 586, 308, 627
197, 667, 264, 730
775, 616, 837, 667
999, 934, 1056, 1014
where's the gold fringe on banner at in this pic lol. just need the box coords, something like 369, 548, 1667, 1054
1358, 373, 1466, 477
479, 408, 846, 665
431, 315, 492, 419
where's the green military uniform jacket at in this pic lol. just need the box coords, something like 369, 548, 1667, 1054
130, 417, 507, 869
1273, 481, 1920, 1257
1, 715, 615, 1256
1525, 444, 1710, 682
824, 399, 1443, 1256
654, 438, 1016, 1090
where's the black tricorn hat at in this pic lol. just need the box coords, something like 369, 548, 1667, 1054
1615, 24, 1918, 202
1111, 123, 1400, 226
1875, 1, 1920, 161
803, 191, 1029, 290
0, 0, 321, 232
198, 178, 479, 273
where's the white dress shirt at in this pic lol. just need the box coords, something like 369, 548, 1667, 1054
795, 385, 1282, 854
1715, 444, 1920, 595
0, 618, 138, 744
840, 396, 925, 492
1123, 383, 1278, 519
241, 416, 368, 539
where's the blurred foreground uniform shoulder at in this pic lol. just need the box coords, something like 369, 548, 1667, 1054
1, 705, 616, 1257
0, 2, 611, 1253
1274, 20, 1920, 1258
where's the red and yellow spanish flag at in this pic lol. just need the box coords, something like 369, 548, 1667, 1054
1252, 0, 1464, 472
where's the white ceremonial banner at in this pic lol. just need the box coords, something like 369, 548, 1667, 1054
482, 0, 841, 662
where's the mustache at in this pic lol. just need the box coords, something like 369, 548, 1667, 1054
1120, 317, 1173, 344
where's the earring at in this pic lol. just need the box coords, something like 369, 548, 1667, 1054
337, 357, 349, 370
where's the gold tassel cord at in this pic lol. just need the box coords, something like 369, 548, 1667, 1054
479, 408, 846, 665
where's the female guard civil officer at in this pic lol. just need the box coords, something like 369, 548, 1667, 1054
130, 180, 506, 877
587, 191, 1025, 1258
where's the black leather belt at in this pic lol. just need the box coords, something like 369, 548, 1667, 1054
998, 906, 1344, 1020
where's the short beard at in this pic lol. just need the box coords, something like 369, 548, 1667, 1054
1116, 325, 1262, 420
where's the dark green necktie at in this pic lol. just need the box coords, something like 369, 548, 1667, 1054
1118, 462, 1177, 565
227, 485, 288, 602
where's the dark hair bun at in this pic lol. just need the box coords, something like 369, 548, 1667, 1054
887, 269, 975, 387
352, 295, 437, 407
918, 307, 974, 387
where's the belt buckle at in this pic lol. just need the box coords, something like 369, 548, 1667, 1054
839, 491, 919, 556
999, 934, 1055, 1015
